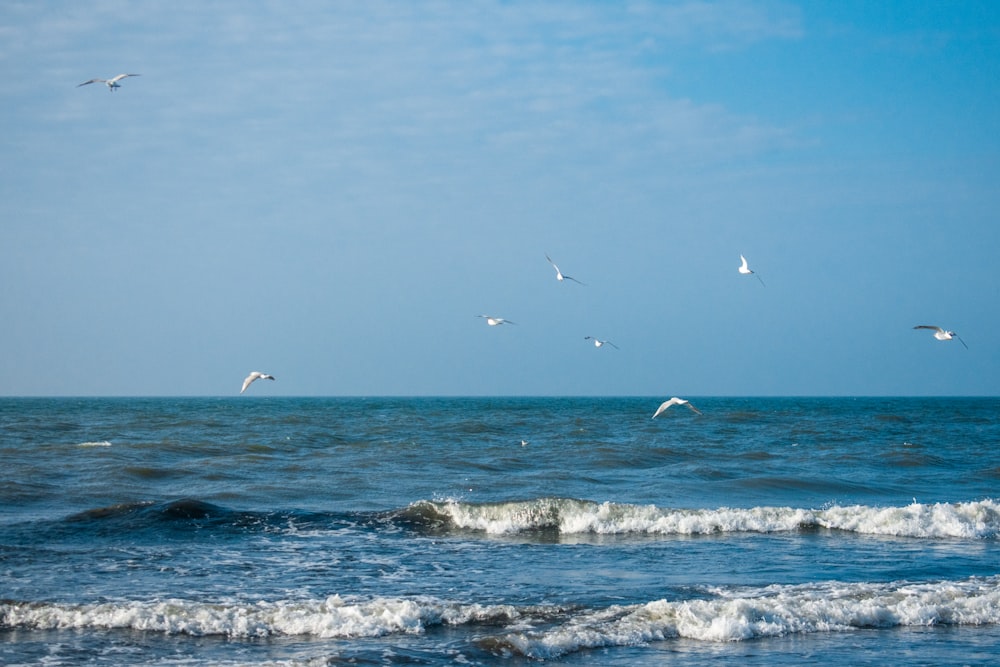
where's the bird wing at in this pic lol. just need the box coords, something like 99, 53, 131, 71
652, 398, 679, 419
685, 402, 703, 415
913, 325, 944, 332
241, 372, 260, 394
954, 335, 969, 349
739, 255, 749, 270
606, 341, 619, 349
77, 79, 102, 87
110, 73, 140, 82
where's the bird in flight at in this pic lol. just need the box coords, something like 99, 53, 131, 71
738, 254, 765, 286
584, 336, 619, 349
77, 73, 141, 92
913, 325, 968, 349
652, 397, 702, 418
545, 254, 585, 285
477, 315, 516, 326
241, 371, 275, 394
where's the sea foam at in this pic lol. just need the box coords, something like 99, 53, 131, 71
413, 498, 1000, 539
3, 577, 997, 658
0, 595, 522, 639
493, 576, 1000, 659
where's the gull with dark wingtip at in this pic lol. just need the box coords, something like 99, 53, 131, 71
652, 397, 702, 418
77, 73, 141, 92
545, 253, 585, 285
477, 315, 516, 326
913, 325, 968, 349
584, 336, 619, 350
241, 371, 275, 394
738, 254, 765, 286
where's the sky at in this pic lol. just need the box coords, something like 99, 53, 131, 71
1, 1, 998, 397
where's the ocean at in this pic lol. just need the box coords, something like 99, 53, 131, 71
1, 396, 998, 666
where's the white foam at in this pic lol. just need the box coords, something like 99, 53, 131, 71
0, 595, 520, 639
423, 498, 1000, 539
76, 441, 112, 447
499, 576, 1000, 659
4, 579, 997, 658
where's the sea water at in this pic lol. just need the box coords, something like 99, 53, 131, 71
0, 397, 997, 665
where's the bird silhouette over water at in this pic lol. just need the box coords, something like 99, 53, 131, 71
241, 371, 275, 394
652, 397, 702, 418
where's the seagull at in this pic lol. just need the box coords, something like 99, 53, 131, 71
652, 397, 702, 418
241, 371, 275, 394
738, 254, 765, 286
913, 325, 968, 349
545, 254, 585, 285
477, 315, 516, 326
584, 336, 619, 349
77, 73, 141, 92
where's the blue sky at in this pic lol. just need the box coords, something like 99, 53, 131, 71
1, 1, 997, 396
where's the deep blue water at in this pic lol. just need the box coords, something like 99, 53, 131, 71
1, 396, 998, 665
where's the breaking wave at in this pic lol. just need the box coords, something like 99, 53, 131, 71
3, 577, 997, 660
401, 497, 1000, 539
488, 576, 1000, 659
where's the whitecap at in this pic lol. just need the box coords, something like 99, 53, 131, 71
417, 498, 1000, 539
492, 576, 1000, 660
0, 596, 524, 639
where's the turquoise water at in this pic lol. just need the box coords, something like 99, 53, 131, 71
1, 397, 998, 665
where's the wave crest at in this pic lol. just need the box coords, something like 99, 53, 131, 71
405, 498, 1000, 539
490, 576, 1000, 659
0, 595, 525, 639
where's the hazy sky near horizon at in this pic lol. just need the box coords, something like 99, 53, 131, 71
1, 1, 998, 397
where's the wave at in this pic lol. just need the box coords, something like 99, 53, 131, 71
0, 595, 532, 639
400, 497, 1000, 539
489, 576, 1000, 659
3, 577, 998, 658
20, 497, 999, 543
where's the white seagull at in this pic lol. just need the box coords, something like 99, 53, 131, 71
477, 315, 516, 326
241, 371, 275, 394
545, 254, 585, 285
584, 336, 619, 349
77, 73, 141, 92
913, 325, 968, 349
738, 254, 765, 286
652, 397, 702, 418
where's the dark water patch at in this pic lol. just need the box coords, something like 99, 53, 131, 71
122, 466, 188, 480
728, 476, 878, 497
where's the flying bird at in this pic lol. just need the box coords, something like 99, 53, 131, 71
913, 325, 968, 349
77, 73, 141, 92
477, 315, 516, 326
584, 336, 619, 349
652, 397, 702, 418
738, 254, 765, 286
545, 254, 585, 285
241, 371, 275, 394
